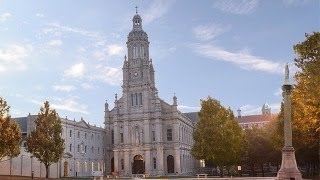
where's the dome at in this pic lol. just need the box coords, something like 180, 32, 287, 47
132, 14, 142, 21
262, 102, 270, 109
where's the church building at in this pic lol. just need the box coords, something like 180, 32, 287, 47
103, 12, 198, 176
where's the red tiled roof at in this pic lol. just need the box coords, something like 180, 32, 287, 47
237, 114, 278, 124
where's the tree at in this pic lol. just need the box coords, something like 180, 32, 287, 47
291, 32, 320, 177
243, 127, 274, 177
0, 97, 22, 160
26, 101, 64, 178
191, 97, 246, 177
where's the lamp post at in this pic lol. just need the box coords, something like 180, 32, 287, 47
21, 154, 25, 176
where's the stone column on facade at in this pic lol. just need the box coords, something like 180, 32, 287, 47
156, 146, 164, 175
174, 148, 181, 174
114, 121, 119, 145
144, 119, 150, 144
277, 64, 302, 180
113, 151, 119, 173
173, 121, 179, 142
124, 151, 130, 176
124, 121, 130, 145
144, 150, 151, 174
155, 119, 162, 142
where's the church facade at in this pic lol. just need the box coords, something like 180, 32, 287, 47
104, 13, 198, 176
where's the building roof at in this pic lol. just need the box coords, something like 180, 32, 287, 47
183, 112, 199, 123
11, 117, 27, 133
236, 114, 278, 124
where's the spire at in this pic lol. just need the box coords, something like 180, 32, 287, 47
237, 108, 241, 118
135, 6, 138, 14
284, 63, 290, 85
105, 100, 109, 111
173, 93, 177, 106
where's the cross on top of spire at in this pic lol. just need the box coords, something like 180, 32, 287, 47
135, 6, 138, 14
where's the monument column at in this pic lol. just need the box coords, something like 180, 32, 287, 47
277, 64, 302, 180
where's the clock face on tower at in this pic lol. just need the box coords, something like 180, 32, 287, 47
134, 72, 138, 77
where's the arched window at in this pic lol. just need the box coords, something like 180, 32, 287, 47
167, 155, 174, 173
84, 161, 87, 172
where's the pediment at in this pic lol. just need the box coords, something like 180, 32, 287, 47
76, 120, 91, 129
63, 152, 73, 158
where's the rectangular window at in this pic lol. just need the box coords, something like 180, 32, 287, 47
131, 94, 134, 106
85, 145, 87, 153
69, 144, 72, 152
153, 158, 156, 169
85, 133, 87, 139
92, 146, 94, 153
121, 159, 124, 170
120, 133, 124, 143
167, 129, 172, 141
135, 93, 138, 105
77, 144, 80, 153
77, 131, 80, 138
139, 93, 142, 105
111, 130, 114, 144
98, 147, 100, 154
69, 130, 72, 138
152, 131, 156, 141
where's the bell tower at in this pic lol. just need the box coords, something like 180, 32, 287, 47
122, 11, 157, 112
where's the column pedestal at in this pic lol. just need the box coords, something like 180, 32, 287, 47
277, 147, 302, 180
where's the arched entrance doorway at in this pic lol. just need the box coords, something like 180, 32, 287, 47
111, 157, 114, 172
132, 155, 144, 174
63, 161, 69, 177
167, 155, 174, 173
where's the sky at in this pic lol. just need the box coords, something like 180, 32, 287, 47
0, 0, 319, 126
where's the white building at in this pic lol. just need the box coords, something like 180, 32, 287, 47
104, 12, 198, 176
0, 115, 105, 178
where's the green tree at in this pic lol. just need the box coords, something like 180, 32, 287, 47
191, 97, 246, 177
243, 127, 274, 177
0, 97, 22, 160
291, 32, 320, 177
26, 101, 64, 178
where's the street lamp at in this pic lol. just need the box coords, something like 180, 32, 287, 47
21, 155, 25, 176
237, 166, 242, 177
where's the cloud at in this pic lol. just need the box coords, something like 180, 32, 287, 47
64, 63, 122, 86
193, 43, 283, 74
178, 105, 201, 112
239, 103, 281, 115
53, 85, 76, 92
143, 0, 173, 24
64, 63, 85, 78
213, 0, 259, 15
43, 22, 103, 39
0, 12, 12, 22
0, 44, 32, 73
36, 13, 44, 17
93, 44, 124, 61
89, 65, 122, 86
48, 39, 63, 46
283, 0, 311, 6
31, 96, 88, 114
193, 24, 231, 41
81, 83, 94, 90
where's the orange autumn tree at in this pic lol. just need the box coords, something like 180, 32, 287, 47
0, 97, 22, 160
292, 32, 320, 176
